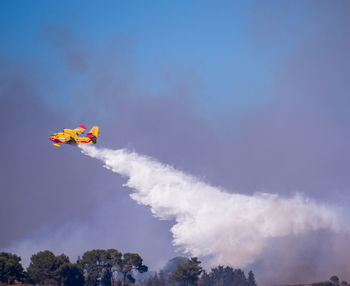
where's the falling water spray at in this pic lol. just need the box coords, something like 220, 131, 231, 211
80, 145, 345, 268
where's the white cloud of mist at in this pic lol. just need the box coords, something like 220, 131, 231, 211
80, 145, 346, 268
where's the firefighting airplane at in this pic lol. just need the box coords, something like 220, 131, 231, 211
49, 125, 99, 147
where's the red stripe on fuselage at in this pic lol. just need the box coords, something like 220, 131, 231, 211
50, 137, 62, 143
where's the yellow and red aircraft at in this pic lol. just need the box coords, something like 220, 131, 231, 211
49, 125, 99, 147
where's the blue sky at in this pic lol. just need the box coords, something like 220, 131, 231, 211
0, 0, 312, 114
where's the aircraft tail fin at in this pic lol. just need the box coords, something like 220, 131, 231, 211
86, 126, 99, 144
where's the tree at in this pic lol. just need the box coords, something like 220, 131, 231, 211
116, 253, 148, 286
200, 266, 227, 286
330, 276, 340, 285
198, 266, 248, 286
163, 257, 188, 275
199, 270, 215, 286
80, 249, 147, 286
53, 254, 70, 282
56, 262, 84, 286
26, 250, 75, 285
247, 270, 257, 286
171, 257, 202, 286
27, 250, 58, 284
80, 249, 111, 286
144, 256, 188, 286
104, 249, 123, 286
0, 252, 24, 284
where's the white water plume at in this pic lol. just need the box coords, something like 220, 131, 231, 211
80, 145, 345, 268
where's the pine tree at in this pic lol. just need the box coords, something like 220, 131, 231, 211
171, 257, 202, 286
247, 270, 257, 286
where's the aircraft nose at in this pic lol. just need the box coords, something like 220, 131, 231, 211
49, 136, 61, 143
49, 136, 56, 142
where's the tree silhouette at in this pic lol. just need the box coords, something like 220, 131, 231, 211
248, 270, 257, 286
199, 266, 250, 286
0, 252, 24, 284
27, 250, 68, 284
171, 257, 202, 286
116, 253, 148, 286
56, 262, 84, 286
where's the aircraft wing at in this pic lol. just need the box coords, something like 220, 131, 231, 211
73, 124, 87, 135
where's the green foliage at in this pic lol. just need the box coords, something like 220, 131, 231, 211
171, 257, 202, 286
27, 250, 58, 284
141, 257, 188, 286
116, 253, 148, 285
56, 262, 84, 286
80, 249, 118, 286
0, 252, 24, 284
0, 250, 256, 286
26, 250, 82, 286
80, 249, 147, 286
199, 266, 248, 286
163, 257, 188, 275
